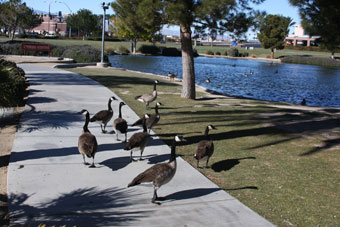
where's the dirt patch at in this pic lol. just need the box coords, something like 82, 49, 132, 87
0, 107, 23, 226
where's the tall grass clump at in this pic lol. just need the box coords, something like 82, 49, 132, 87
227, 48, 239, 57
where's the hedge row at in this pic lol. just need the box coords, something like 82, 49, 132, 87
281, 55, 340, 67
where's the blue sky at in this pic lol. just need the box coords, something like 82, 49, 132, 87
23, 0, 301, 36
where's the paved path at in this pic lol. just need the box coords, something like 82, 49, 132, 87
7, 64, 274, 226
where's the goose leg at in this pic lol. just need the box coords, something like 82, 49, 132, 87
140, 148, 144, 160
206, 158, 210, 168
124, 133, 127, 143
197, 159, 200, 168
89, 158, 96, 168
152, 188, 161, 205
130, 151, 137, 162
116, 132, 120, 141
103, 124, 107, 133
83, 155, 90, 165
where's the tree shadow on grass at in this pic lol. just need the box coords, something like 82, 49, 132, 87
211, 157, 256, 172
300, 138, 340, 156
8, 187, 150, 226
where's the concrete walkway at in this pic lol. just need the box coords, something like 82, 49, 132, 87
7, 64, 274, 226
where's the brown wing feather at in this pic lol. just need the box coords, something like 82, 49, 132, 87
124, 132, 149, 150
195, 140, 214, 160
128, 163, 172, 187
90, 110, 113, 124
78, 132, 98, 158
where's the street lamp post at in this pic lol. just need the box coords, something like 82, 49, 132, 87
58, 1, 72, 37
97, 2, 110, 67
45, 0, 56, 34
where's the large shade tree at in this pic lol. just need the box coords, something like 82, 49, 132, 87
111, 0, 163, 53
289, 0, 340, 59
66, 9, 100, 39
257, 14, 294, 59
164, 0, 266, 99
0, 0, 42, 40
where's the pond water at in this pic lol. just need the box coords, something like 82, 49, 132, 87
109, 55, 340, 107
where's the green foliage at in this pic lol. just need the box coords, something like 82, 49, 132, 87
289, 0, 340, 58
50, 46, 66, 57
111, 0, 163, 52
0, 42, 21, 55
138, 45, 160, 55
0, 0, 42, 40
61, 45, 101, 63
0, 58, 27, 107
117, 46, 130, 55
257, 14, 294, 58
206, 50, 214, 55
281, 55, 340, 67
105, 48, 117, 56
66, 9, 100, 38
227, 48, 239, 57
161, 47, 181, 57
215, 51, 221, 55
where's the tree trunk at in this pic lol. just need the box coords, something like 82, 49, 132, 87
134, 39, 137, 54
180, 24, 195, 99
331, 50, 335, 59
271, 48, 274, 59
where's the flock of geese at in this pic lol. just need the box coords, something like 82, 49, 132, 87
77, 80, 217, 204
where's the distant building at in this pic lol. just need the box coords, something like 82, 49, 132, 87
285, 24, 320, 47
31, 13, 68, 36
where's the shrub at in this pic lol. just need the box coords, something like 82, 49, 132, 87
206, 50, 214, 55
51, 46, 66, 57
281, 55, 340, 67
215, 51, 221, 56
0, 59, 27, 107
251, 54, 257, 58
162, 47, 181, 56
227, 48, 239, 57
117, 46, 130, 55
223, 51, 228, 56
0, 42, 22, 55
105, 48, 116, 56
61, 45, 101, 63
138, 45, 160, 55
243, 52, 249, 57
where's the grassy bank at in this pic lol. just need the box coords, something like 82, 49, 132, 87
68, 67, 340, 226
1, 37, 340, 59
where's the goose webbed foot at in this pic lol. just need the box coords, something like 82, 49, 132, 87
84, 162, 90, 166
89, 164, 96, 168
130, 158, 138, 162
139, 157, 145, 161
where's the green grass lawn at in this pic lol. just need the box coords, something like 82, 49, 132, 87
67, 67, 340, 226
1, 36, 339, 59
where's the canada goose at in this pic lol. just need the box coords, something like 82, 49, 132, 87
232, 64, 236, 67
243, 73, 248, 78
90, 96, 117, 133
168, 72, 175, 82
274, 69, 278, 74
113, 102, 128, 142
128, 135, 186, 204
301, 99, 306, 106
124, 114, 150, 162
132, 102, 163, 133
78, 109, 98, 168
135, 80, 159, 109
250, 70, 254, 75
194, 124, 217, 168
205, 77, 211, 83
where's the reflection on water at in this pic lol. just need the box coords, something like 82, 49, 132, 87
109, 55, 340, 107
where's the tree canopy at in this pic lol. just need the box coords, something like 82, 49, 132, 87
257, 14, 293, 59
111, 0, 265, 99
111, 0, 163, 53
289, 0, 340, 58
66, 9, 101, 39
0, 0, 42, 40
